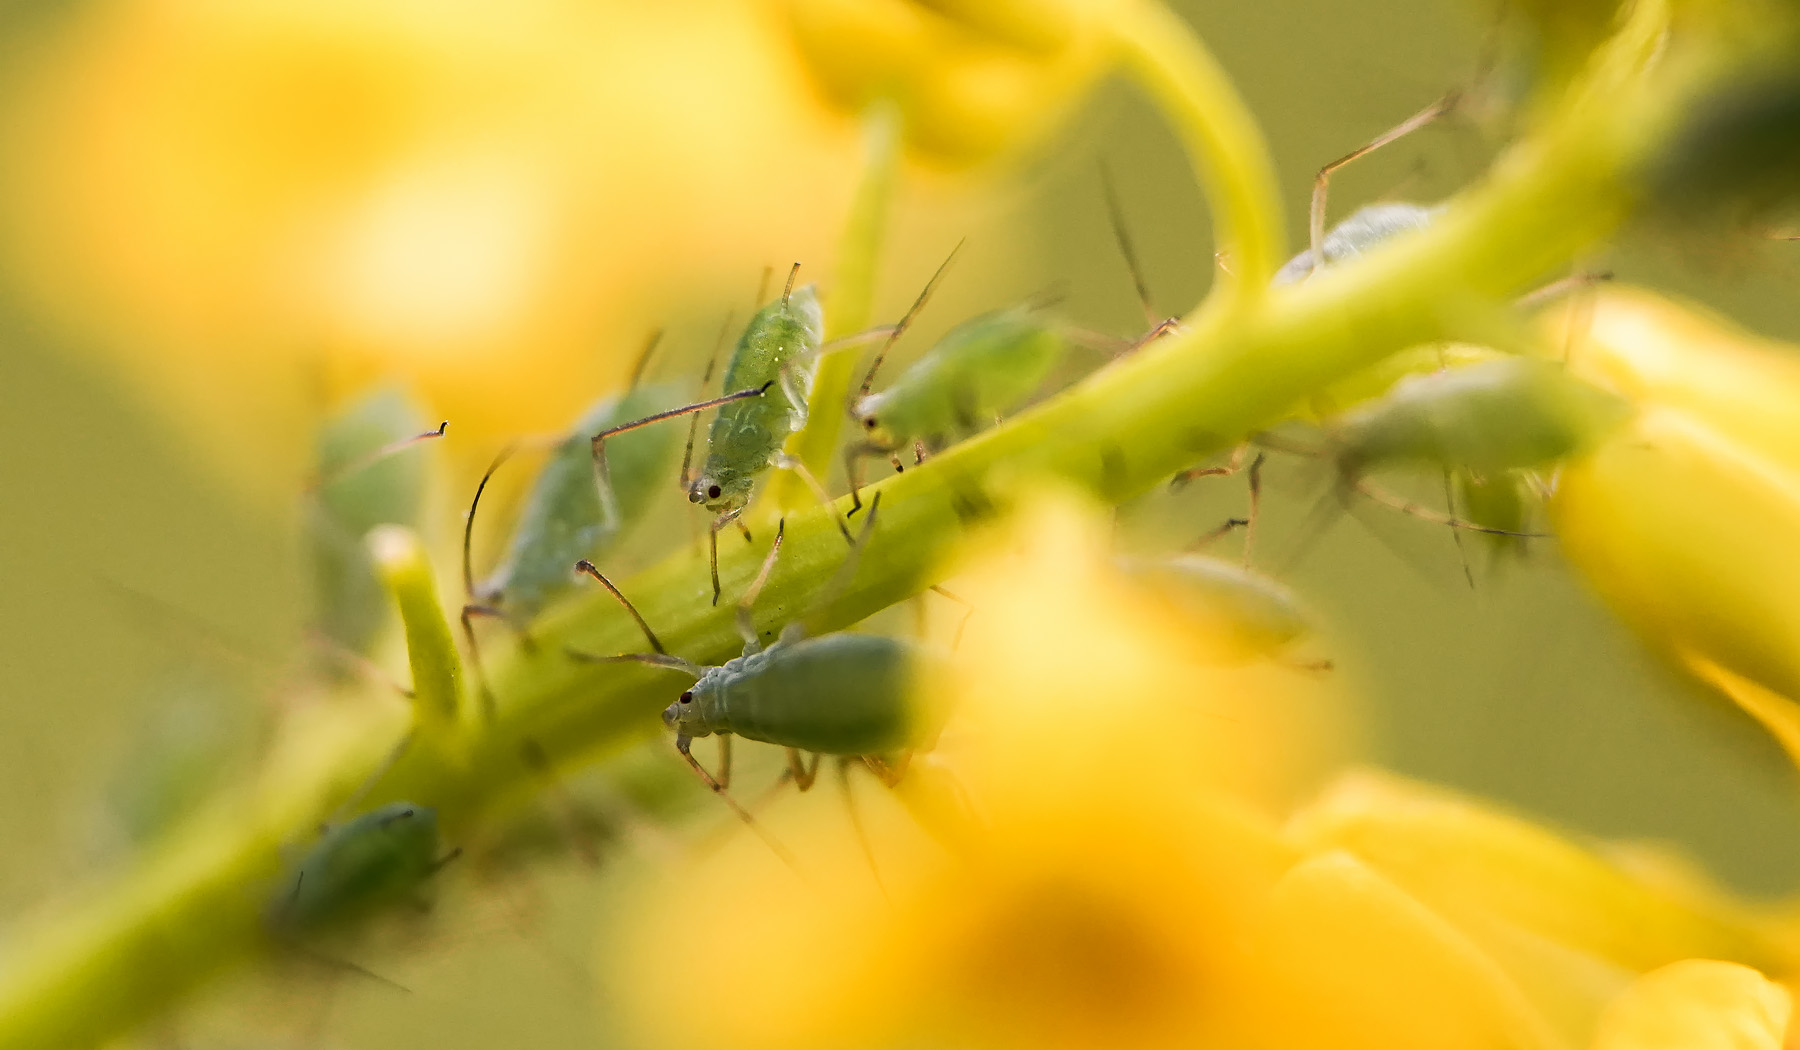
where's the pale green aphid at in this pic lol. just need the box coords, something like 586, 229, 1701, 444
1117, 553, 1316, 666
591, 267, 835, 605
1331, 355, 1629, 479
688, 278, 825, 519
1273, 201, 1444, 284
310, 388, 447, 665
467, 382, 685, 625
852, 306, 1066, 461
270, 802, 449, 937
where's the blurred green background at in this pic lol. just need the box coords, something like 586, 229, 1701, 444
3, 0, 1799, 1045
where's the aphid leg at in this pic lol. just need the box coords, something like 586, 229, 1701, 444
736, 519, 755, 545
913, 441, 927, 467
843, 442, 872, 516
861, 751, 910, 788
573, 560, 668, 654
1187, 517, 1249, 550
716, 736, 733, 791
592, 384, 772, 528
1353, 478, 1548, 537
736, 521, 787, 651
1243, 452, 1266, 566
676, 733, 802, 873
787, 749, 821, 791
929, 585, 975, 649
839, 757, 890, 900
1443, 469, 1477, 590
1310, 93, 1457, 275
1171, 442, 1248, 487
1100, 160, 1159, 331
460, 606, 501, 721
800, 494, 881, 633
774, 451, 853, 544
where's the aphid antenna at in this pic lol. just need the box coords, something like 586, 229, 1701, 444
573, 559, 670, 656
1352, 477, 1551, 538
781, 261, 802, 306
837, 757, 890, 901
683, 311, 736, 491
626, 328, 664, 391
1099, 160, 1159, 330
1310, 93, 1458, 276
463, 444, 519, 603
461, 443, 522, 723
735, 521, 787, 650
311, 421, 448, 492
856, 240, 964, 401
591, 383, 772, 544
305, 630, 414, 699
801, 493, 881, 636
323, 734, 415, 829
1515, 269, 1614, 311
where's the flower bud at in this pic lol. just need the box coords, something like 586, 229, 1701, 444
1549, 287, 1800, 763
780, 0, 1111, 166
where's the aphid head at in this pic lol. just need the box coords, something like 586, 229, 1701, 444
688, 472, 751, 514
851, 393, 899, 451
662, 686, 712, 738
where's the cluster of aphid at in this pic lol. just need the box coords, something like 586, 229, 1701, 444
272, 92, 1632, 948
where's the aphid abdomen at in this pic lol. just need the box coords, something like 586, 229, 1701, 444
1120, 555, 1309, 661
273, 803, 441, 935
697, 286, 825, 509
717, 634, 925, 755
488, 384, 683, 618
1338, 357, 1628, 477
1273, 202, 1442, 284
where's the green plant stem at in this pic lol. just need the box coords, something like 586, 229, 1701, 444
769, 102, 902, 516
368, 524, 467, 741
0, 0, 1696, 1045
1110, 0, 1286, 303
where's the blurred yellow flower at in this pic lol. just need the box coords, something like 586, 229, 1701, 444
1, 0, 875, 498
779, 0, 1111, 166
1547, 287, 1800, 771
601, 491, 1793, 1050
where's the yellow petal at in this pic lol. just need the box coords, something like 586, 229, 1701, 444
1549, 288, 1800, 757
1590, 960, 1790, 1050
1288, 772, 1792, 977
1240, 850, 1565, 1050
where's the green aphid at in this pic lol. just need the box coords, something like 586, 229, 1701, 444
1117, 553, 1318, 667
687, 281, 825, 518
573, 496, 944, 807
1452, 469, 1539, 563
271, 802, 446, 937
1332, 355, 1629, 479
590, 268, 828, 606
473, 384, 684, 623
309, 388, 446, 662
851, 306, 1066, 460
1273, 201, 1443, 285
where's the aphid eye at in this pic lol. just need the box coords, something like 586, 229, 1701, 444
863, 417, 878, 429
679, 691, 693, 704
707, 485, 722, 499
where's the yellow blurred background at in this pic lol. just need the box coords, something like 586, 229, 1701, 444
3, 0, 1800, 1045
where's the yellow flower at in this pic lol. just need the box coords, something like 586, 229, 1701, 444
600, 491, 1793, 1050
778, 0, 1111, 167
1547, 287, 1800, 770
2, 0, 869, 501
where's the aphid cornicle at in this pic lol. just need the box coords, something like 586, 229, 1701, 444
271, 802, 449, 937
